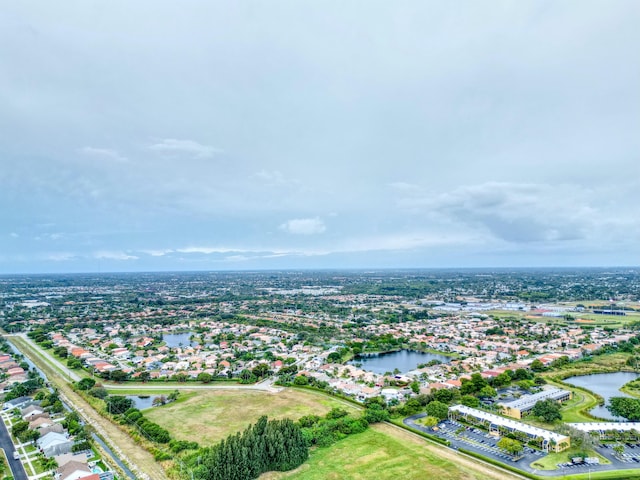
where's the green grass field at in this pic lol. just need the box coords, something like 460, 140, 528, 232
530, 447, 610, 470
144, 388, 360, 446
264, 424, 510, 480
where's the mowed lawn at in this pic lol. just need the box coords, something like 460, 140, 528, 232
144, 388, 359, 445
264, 424, 511, 480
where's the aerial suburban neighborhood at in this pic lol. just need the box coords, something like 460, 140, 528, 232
1, 270, 640, 479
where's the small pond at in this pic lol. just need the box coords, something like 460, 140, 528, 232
163, 332, 198, 348
126, 395, 162, 410
564, 371, 640, 420
347, 349, 451, 375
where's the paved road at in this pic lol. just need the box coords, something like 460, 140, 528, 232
106, 379, 282, 392
0, 417, 28, 480
13, 333, 82, 382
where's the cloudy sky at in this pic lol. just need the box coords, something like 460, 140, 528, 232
1, 1, 639, 273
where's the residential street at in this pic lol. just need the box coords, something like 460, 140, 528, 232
0, 415, 28, 480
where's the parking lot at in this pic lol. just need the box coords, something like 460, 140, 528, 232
404, 415, 640, 477
599, 443, 640, 463
405, 417, 544, 469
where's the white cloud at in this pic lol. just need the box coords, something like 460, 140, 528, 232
9, 232, 19, 238
224, 255, 251, 262
279, 217, 326, 235
79, 147, 128, 163
142, 249, 174, 257
94, 251, 139, 261
147, 139, 220, 158
175, 246, 238, 255
338, 232, 480, 253
46, 252, 76, 262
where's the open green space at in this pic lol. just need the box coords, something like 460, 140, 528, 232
558, 386, 601, 423
544, 353, 632, 380
264, 424, 511, 480
145, 388, 360, 446
530, 447, 610, 471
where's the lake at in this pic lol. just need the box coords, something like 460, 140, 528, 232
163, 332, 198, 348
126, 395, 161, 410
347, 349, 451, 375
564, 371, 640, 420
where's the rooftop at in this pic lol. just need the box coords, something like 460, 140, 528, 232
449, 404, 569, 443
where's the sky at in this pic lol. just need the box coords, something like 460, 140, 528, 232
1, 1, 639, 273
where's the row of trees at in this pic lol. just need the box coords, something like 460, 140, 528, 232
187, 402, 390, 480
192, 416, 308, 480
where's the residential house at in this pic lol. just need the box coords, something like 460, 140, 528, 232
38, 431, 73, 457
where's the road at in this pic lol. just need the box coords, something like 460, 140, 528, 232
0, 418, 28, 480
7, 335, 168, 480
13, 333, 82, 382
106, 378, 282, 392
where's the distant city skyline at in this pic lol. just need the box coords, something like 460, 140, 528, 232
1, 1, 639, 273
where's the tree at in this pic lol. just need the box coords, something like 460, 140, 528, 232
197, 372, 213, 384
530, 359, 546, 372
497, 437, 523, 456
168, 390, 180, 402
460, 395, 480, 408
238, 369, 256, 384
105, 395, 134, 415
517, 379, 535, 392
492, 372, 512, 387
67, 357, 82, 369
172, 372, 189, 383
363, 404, 389, 423
478, 386, 497, 398
425, 401, 449, 421
109, 370, 129, 382
327, 352, 342, 363
12, 420, 29, 437
76, 377, 96, 391
195, 416, 308, 479
409, 381, 420, 394
613, 444, 625, 457
609, 397, 640, 421
422, 416, 439, 428
531, 399, 562, 423
326, 408, 349, 420
252, 363, 271, 379
89, 386, 108, 399
555, 424, 595, 452
432, 387, 457, 404
513, 368, 532, 381
460, 373, 488, 395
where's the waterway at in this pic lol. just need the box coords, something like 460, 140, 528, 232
91, 433, 136, 480
347, 349, 451, 375
564, 371, 640, 420
163, 332, 198, 348
6, 339, 136, 479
